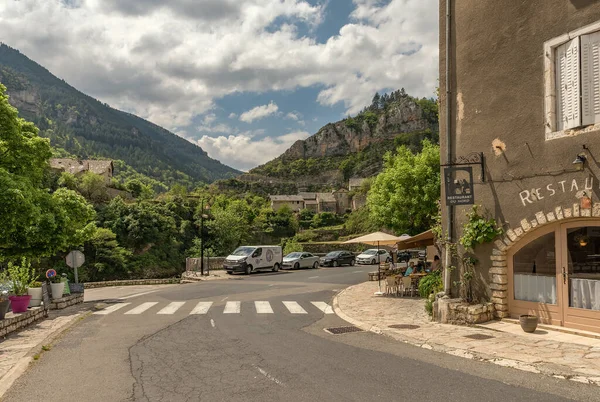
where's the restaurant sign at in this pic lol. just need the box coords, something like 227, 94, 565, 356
444, 166, 474, 206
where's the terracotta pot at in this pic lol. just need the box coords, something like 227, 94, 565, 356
519, 314, 538, 333
8, 295, 32, 313
50, 282, 65, 300
0, 299, 9, 319
28, 287, 43, 307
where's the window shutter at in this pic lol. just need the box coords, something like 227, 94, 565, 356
582, 31, 600, 126
556, 37, 581, 130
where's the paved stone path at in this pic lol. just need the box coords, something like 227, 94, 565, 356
334, 281, 600, 386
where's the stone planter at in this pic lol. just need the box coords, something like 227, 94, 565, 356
8, 295, 32, 313
50, 282, 65, 300
519, 314, 538, 333
28, 287, 43, 307
0, 299, 9, 319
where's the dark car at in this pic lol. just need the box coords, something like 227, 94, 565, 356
397, 251, 411, 263
320, 251, 355, 267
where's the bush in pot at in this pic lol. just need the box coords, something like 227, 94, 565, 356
49, 271, 65, 300
7, 258, 35, 313
28, 281, 43, 307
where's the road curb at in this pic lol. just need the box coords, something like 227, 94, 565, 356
0, 311, 91, 400
332, 284, 600, 387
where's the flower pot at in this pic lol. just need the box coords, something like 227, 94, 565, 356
50, 282, 65, 300
8, 295, 32, 313
28, 287, 43, 307
519, 314, 538, 333
0, 300, 9, 319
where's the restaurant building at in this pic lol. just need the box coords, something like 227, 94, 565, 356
440, 0, 600, 332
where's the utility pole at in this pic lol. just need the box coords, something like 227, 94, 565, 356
199, 199, 210, 276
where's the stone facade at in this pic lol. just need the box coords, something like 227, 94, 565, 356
0, 307, 46, 338
49, 293, 84, 310
435, 298, 495, 325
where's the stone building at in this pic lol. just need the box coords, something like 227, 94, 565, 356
50, 158, 114, 184
333, 188, 350, 214
269, 195, 305, 212
440, 0, 600, 332
316, 192, 337, 213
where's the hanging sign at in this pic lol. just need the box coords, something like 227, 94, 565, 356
444, 166, 474, 206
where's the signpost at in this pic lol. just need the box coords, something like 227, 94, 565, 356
66, 250, 85, 284
444, 166, 475, 206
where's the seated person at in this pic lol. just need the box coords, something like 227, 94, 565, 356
404, 262, 415, 276
416, 261, 424, 273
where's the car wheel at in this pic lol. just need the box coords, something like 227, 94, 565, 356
273, 263, 280, 272
226, 271, 232, 275
350, 259, 355, 266
371, 259, 376, 265
333, 261, 339, 267
246, 265, 253, 275
294, 262, 300, 270
313, 262, 319, 269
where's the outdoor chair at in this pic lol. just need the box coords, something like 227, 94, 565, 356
401, 276, 414, 297
385, 276, 398, 296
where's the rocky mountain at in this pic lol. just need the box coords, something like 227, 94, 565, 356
243, 91, 438, 192
0, 43, 240, 188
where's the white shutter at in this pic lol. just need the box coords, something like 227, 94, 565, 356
556, 37, 581, 130
581, 31, 600, 125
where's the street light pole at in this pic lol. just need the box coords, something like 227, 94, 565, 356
200, 198, 205, 276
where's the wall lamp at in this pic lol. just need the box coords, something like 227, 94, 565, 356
573, 145, 589, 171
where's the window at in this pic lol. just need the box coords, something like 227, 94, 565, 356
545, 22, 600, 138
513, 231, 557, 304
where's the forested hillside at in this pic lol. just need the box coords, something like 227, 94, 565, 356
0, 44, 240, 188
246, 89, 438, 191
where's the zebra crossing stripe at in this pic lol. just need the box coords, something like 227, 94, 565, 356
125, 302, 158, 315
224, 301, 241, 314
190, 301, 213, 315
157, 302, 185, 315
282, 301, 307, 314
94, 303, 131, 315
255, 301, 274, 314
311, 302, 334, 314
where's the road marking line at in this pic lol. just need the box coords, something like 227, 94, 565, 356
311, 302, 334, 314
254, 366, 284, 386
308, 276, 319, 279
223, 301, 241, 314
282, 301, 307, 314
121, 290, 162, 300
210, 319, 215, 328
221, 296, 228, 301
124, 302, 158, 315
190, 301, 213, 315
255, 301, 274, 314
353, 270, 363, 273
94, 303, 131, 315
157, 302, 185, 315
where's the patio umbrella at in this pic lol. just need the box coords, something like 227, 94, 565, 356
344, 232, 410, 295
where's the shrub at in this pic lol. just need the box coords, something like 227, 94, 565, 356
418, 270, 443, 298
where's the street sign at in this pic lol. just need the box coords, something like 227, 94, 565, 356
66, 250, 85, 284
444, 166, 474, 206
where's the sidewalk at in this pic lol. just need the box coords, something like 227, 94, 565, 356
0, 305, 90, 399
334, 281, 600, 386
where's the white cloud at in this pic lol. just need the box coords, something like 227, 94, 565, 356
239, 102, 279, 123
0, 0, 438, 131
197, 113, 234, 134
197, 130, 310, 171
228, 112, 237, 119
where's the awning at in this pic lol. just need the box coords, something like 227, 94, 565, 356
396, 229, 434, 250
343, 231, 410, 246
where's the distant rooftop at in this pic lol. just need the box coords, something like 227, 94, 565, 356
269, 195, 305, 202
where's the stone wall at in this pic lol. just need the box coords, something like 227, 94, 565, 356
83, 278, 180, 289
0, 307, 46, 338
435, 298, 495, 325
49, 293, 84, 310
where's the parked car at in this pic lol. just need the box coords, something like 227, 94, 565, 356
223, 246, 282, 275
356, 249, 391, 265
320, 251, 355, 267
282, 252, 320, 269
397, 251, 411, 263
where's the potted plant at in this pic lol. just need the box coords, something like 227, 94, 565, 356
0, 272, 10, 319
28, 281, 43, 307
49, 270, 65, 300
519, 314, 538, 333
7, 258, 35, 313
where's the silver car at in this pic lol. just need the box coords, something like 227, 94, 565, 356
282, 252, 320, 270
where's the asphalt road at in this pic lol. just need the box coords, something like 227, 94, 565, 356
4, 265, 600, 401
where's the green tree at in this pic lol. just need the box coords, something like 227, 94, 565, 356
367, 140, 440, 234
79, 171, 109, 203
205, 204, 251, 256
83, 228, 131, 281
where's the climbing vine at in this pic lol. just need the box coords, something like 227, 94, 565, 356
459, 205, 503, 249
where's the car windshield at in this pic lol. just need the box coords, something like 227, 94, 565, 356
231, 247, 255, 256
363, 250, 377, 255
326, 252, 340, 257
286, 252, 302, 258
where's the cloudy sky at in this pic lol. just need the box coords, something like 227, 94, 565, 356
0, 0, 438, 171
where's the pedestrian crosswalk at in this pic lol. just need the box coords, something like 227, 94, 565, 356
93, 300, 335, 317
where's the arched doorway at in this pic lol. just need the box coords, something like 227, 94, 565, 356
508, 219, 600, 332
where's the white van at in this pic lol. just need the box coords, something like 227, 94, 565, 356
224, 246, 283, 275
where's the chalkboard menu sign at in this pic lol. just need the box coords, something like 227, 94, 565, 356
70, 283, 84, 294
42, 282, 50, 317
